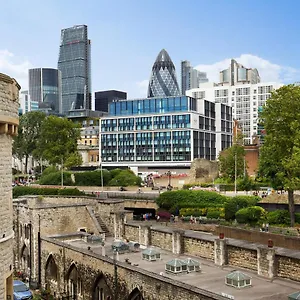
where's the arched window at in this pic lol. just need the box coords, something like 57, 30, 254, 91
92, 274, 112, 300
128, 288, 144, 300
45, 255, 58, 282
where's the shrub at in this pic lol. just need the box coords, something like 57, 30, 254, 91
180, 208, 207, 217
108, 170, 142, 187
41, 166, 57, 177
235, 206, 266, 225
224, 195, 260, 221
267, 210, 290, 225
13, 186, 87, 198
74, 170, 111, 186
156, 190, 227, 212
58, 188, 85, 196
110, 168, 123, 178
39, 171, 73, 186
207, 207, 224, 219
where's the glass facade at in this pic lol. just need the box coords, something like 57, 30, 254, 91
58, 25, 91, 115
109, 96, 196, 116
29, 68, 62, 114
148, 49, 180, 98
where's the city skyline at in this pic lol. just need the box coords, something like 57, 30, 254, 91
1, 0, 300, 99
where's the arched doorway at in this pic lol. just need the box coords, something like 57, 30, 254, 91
66, 263, 82, 300
128, 288, 144, 300
92, 274, 112, 300
45, 255, 58, 282
20, 244, 29, 272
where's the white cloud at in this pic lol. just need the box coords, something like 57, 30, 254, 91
135, 79, 149, 98
195, 54, 300, 84
0, 50, 31, 90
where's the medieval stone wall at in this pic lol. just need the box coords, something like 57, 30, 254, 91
227, 246, 257, 270
0, 73, 20, 299
41, 238, 225, 300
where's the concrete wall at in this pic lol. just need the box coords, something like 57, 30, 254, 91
0, 73, 20, 299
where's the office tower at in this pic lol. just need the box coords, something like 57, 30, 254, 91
219, 59, 260, 86
100, 96, 232, 172
19, 90, 39, 115
95, 90, 127, 112
181, 60, 208, 94
148, 49, 180, 98
58, 25, 91, 115
28, 68, 62, 114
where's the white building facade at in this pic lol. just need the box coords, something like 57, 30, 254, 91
187, 82, 282, 144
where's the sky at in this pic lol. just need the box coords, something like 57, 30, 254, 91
1, 0, 300, 99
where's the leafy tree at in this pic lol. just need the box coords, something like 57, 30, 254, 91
108, 170, 142, 187
12, 111, 46, 173
36, 116, 81, 167
235, 206, 266, 225
218, 144, 246, 181
64, 152, 83, 169
259, 85, 300, 226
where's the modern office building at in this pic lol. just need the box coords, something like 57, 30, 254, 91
95, 90, 127, 112
99, 96, 232, 172
187, 81, 282, 145
219, 59, 260, 86
181, 60, 208, 94
58, 25, 91, 115
147, 49, 180, 98
19, 90, 39, 115
28, 68, 62, 114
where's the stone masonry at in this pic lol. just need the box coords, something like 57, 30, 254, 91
0, 73, 20, 299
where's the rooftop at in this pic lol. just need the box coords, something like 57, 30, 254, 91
61, 236, 299, 300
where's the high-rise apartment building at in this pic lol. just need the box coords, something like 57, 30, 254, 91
187, 82, 282, 145
100, 96, 232, 172
58, 25, 91, 115
181, 60, 208, 94
95, 90, 127, 112
28, 68, 62, 114
219, 59, 260, 86
148, 49, 180, 98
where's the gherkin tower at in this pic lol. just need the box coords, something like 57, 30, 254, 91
148, 49, 180, 98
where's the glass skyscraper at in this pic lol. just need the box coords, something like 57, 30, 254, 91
58, 25, 91, 115
28, 68, 62, 114
147, 49, 180, 98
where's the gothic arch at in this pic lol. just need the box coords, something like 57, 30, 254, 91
20, 244, 29, 271
92, 273, 113, 300
45, 254, 58, 282
128, 287, 144, 300
66, 263, 82, 299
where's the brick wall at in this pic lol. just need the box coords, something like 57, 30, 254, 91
151, 230, 173, 251
124, 224, 139, 242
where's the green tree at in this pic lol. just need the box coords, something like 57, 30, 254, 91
259, 85, 300, 226
36, 116, 81, 167
64, 152, 83, 169
218, 144, 246, 181
13, 111, 46, 173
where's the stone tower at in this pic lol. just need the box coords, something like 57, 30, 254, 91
0, 73, 20, 299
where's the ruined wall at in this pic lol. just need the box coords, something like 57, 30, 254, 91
0, 73, 20, 299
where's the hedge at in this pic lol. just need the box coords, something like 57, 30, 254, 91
13, 186, 85, 198
235, 206, 266, 225
156, 190, 227, 213
224, 195, 260, 221
74, 170, 111, 186
39, 171, 73, 186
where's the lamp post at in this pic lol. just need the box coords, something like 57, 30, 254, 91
113, 249, 118, 300
234, 150, 237, 194
61, 157, 64, 188
167, 170, 172, 190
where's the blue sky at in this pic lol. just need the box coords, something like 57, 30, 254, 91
1, 0, 300, 99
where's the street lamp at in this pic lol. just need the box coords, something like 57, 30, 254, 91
234, 150, 237, 194
167, 170, 172, 190
113, 249, 118, 300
